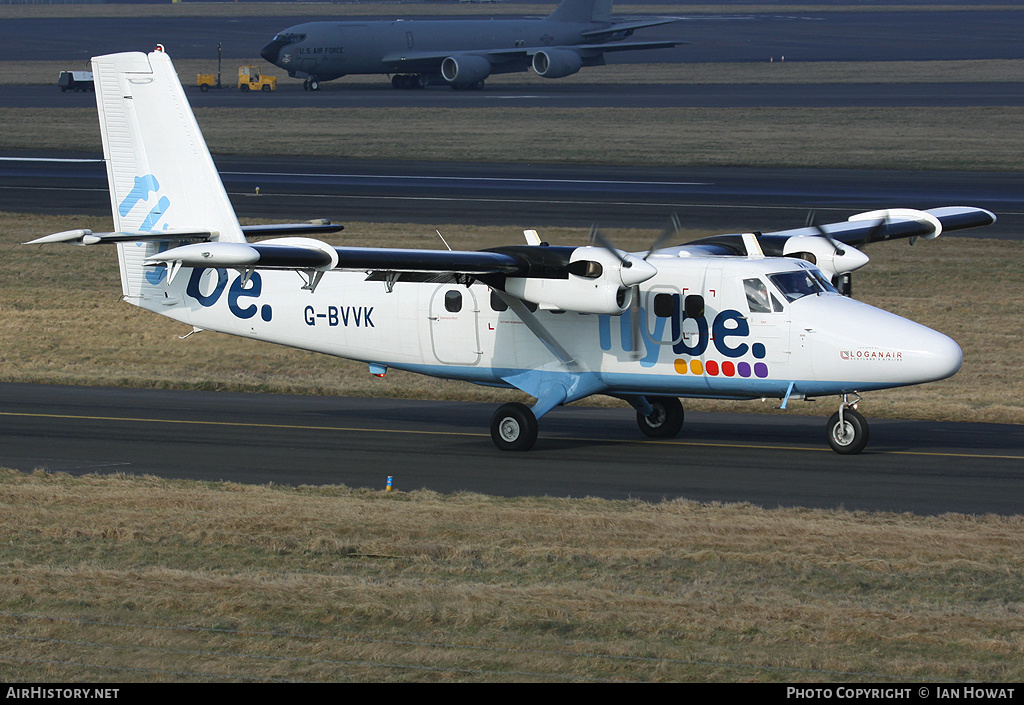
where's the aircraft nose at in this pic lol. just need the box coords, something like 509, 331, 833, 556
912, 328, 963, 383
260, 42, 279, 64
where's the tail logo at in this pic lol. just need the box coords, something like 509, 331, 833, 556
119, 174, 173, 285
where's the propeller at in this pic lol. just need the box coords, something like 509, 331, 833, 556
588, 220, 678, 359
643, 212, 682, 261
803, 210, 878, 297
806, 210, 846, 257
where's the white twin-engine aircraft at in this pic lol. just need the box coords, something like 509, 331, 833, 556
28, 50, 996, 454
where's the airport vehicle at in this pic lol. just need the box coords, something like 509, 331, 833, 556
27, 49, 997, 454
197, 73, 218, 91
57, 70, 93, 93
237, 65, 276, 92
259, 0, 681, 90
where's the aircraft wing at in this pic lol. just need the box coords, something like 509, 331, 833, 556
330, 247, 525, 274
380, 36, 682, 71
571, 39, 682, 53
762, 206, 996, 248
145, 241, 529, 276
580, 17, 683, 39
680, 206, 997, 256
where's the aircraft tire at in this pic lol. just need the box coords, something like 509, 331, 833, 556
826, 409, 869, 455
491, 402, 538, 452
310, 79, 320, 91
636, 396, 684, 439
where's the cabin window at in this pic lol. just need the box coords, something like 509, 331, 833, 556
653, 293, 675, 318
490, 290, 508, 311
744, 278, 772, 313
444, 290, 462, 313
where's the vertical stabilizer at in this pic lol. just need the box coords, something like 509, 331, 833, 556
91, 49, 244, 299
547, 0, 613, 23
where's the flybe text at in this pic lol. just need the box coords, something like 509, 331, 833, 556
304, 305, 375, 327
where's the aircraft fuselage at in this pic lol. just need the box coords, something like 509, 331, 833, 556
262, 19, 598, 80
138, 253, 961, 404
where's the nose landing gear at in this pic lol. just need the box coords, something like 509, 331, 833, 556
827, 394, 869, 454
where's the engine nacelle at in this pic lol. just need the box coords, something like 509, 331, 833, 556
440, 54, 491, 86
532, 49, 583, 79
503, 247, 653, 315
783, 236, 869, 280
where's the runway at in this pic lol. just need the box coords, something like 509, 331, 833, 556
2, 383, 1023, 516
3, 153, 1022, 236
10, 81, 1024, 110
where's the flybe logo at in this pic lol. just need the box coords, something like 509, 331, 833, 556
599, 296, 772, 379
186, 268, 274, 322
118, 174, 172, 286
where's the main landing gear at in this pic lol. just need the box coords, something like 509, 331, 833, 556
391, 74, 428, 89
489, 396, 685, 452
635, 396, 685, 439
826, 394, 869, 455
491, 402, 539, 451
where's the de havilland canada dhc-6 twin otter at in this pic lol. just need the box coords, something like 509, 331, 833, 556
27, 49, 996, 454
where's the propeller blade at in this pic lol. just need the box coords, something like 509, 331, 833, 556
644, 212, 682, 260
629, 285, 642, 359
589, 224, 631, 268
806, 209, 846, 256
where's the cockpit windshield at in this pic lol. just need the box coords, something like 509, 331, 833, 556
768, 269, 838, 302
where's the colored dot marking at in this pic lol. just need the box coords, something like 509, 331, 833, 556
261, 305, 273, 322
752, 343, 766, 359
738, 362, 751, 378
690, 359, 703, 375
754, 362, 769, 378
674, 358, 688, 374
722, 361, 735, 377
706, 360, 719, 376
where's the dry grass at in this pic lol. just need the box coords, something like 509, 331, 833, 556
1, 212, 1021, 424
1, 468, 1023, 682
2, 105, 1022, 171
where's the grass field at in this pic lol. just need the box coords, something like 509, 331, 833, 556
2, 469, 1023, 682
2, 104, 1022, 172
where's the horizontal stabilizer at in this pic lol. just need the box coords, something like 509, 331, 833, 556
24, 228, 213, 246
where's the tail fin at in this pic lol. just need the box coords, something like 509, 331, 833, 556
547, 0, 613, 23
91, 49, 244, 300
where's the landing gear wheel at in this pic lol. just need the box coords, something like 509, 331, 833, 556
309, 79, 320, 91
826, 408, 869, 455
490, 402, 538, 452
636, 396, 684, 439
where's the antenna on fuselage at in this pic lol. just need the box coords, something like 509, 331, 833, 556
435, 229, 452, 251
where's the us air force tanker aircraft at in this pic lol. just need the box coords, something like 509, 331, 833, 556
28, 49, 997, 454
259, 0, 681, 90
